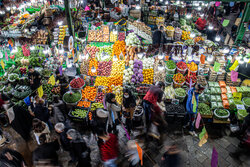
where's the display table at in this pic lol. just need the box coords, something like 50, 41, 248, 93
213, 118, 230, 124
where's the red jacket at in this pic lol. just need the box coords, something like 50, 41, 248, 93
99, 133, 118, 161
143, 85, 164, 105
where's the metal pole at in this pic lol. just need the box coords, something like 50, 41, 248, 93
64, 0, 75, 38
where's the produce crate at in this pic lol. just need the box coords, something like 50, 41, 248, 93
68, 106, 89, 122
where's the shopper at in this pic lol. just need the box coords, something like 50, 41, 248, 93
143, 81, 165, 131
28, 65, 41, 91
184, 83, 204, 136
123, 88, 136, 134
97, 128, 118, 167
30, 98, 51, 129
48, 104, 65, 125
105, 93, 121, 133
32, 118, 51, 145
208, 3, 216, 17
195, 15, 207, 32
161, 144, 181, 167
0, 148, 26, 167
67, 129, 91, 167
32, 134, 60, 166
55, 69, 69, 96
55, 123, 70, 151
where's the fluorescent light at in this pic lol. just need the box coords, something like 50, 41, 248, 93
208, 25, 214, 30
58, 21, 63, 26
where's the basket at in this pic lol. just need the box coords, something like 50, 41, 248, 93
69, 78, 85, 91
242, 97, 250, 109
214, 109, 230, 121
174, 89, 186, 103
8, 74, 19, 82
63, 91, 82, 106
166, 66, 176, 75
68, 106, 89, 122
176, 66, 187, 74
173, 80, 185, 88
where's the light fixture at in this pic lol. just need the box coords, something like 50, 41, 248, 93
30, 46, 35, 50
208, 25, 214, 30
11, 47, 18, 53
137, 53, 143, 59
176, 1, 180, 5
158, 54, 164, 60
215, 35, 221, 42
190, 33, 195, 38
200, 13, 204, 17
58, 21, 63, 26
158, 65, 164, 71
91, 66, 96, 73
165, 1, 169, 5
6, 7, 10, 11
160, 0, 163, 2
186, 14, 192, 19
12, 6, 17, 10
197, 7, 201, 11
207, 55, 213, 62
113, 55, 118, 61
135, 5, 141, 10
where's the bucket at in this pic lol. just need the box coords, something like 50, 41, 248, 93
166, 66, 176, 75
214, 109, 230, 121
176, 66, 187, 74
173, 80, 184, 88
174, 89, 186, 102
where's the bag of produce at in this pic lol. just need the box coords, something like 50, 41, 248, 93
211, 102, 218, 109
223, 100, 229, 109
217, 102, 224, 109
221, 94, 227, 101
199, 94, 205, 102
226, 93, 233, 99
208, 82, 215, 87
211, 87, 217, 95
204, 88, 210, 94
204, 94, 210, 102
164, 85, 175, 99
241, 86, 250, 97
221, 88, 227, 94
214, 82, 220, 88
231, 87, 237, 94
226, 86, 231, 93
219, 81, 226, 88
211, 95, 217, 102
216, 95, 222, 102
216, 88, 221, 94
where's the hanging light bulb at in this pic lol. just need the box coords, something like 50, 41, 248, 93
6, 7, 10, 11
160, 0, 163, 2
215, 35, 221, 42
176, 1, 180, 5
58, 21, 63, 26
207, 55, 213, 62
113, 55, 118, 61
165, 1, 169, 5
190, 32, 195, 38
137, 53, 143, 59
136, 5, 141, 10
91, 66, 96, 73
197, 7, 202, 11
186, 14, 192, 19
208, 24, 214, 30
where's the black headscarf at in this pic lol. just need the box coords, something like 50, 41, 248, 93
105, 93, 116, 104
123, 89, 136, 109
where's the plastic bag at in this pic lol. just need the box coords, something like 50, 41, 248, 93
219, 81, 226, 88
204, 94, 210, 102
211, 95, 217, 101
208, 82, 215, 87
211, 102, 218, 109
217, 102, 224, 109
214, 82, 220, 88
227, 93, 233, 99
223, 100, 229, 109
221, 88, 227, 94
216, 88, 221, 94
211, 87, 217, 95
216, 95, 222, 102
204, 88, 210, 94
221, 94, 228, 101
199, 94, 205, 102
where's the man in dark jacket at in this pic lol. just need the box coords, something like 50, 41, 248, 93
55, 123, 70, 151
32, 134, 60, 166
67, 129, 91, 167
28, 66, 41, 91
0, 148, 26, 167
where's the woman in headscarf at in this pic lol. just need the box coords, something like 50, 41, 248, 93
123, 88, 136, 134
105, 93, 121, 133
66, 129, 91, 167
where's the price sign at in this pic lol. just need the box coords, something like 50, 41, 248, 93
233, 92, 242, 100
236, 105, 245, 110
172, 99, 179, 105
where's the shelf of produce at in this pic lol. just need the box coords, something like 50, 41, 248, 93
213, 118, 230, 124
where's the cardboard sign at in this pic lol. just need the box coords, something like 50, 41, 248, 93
213, 62, 220, 72
236, 104, 245, 110
233, 92, 242, 100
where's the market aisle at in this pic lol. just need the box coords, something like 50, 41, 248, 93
1, 125, 250, 167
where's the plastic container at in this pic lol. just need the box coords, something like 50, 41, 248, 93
174, 89, 186, 102
214, 109, 230, 121
176, 66, 187, 74
187, 68, 197, 75
242, 97, 250, 109
166, 66, 176, 75
68, 106, 89, 122
173, 80, 184, 88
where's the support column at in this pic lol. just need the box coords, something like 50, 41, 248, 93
64, 0, 75, 38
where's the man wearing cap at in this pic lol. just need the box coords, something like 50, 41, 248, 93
28, 66, 41, 91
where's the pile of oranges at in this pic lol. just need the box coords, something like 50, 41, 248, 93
88, 58, 98, 76
81, 86, 97, 101
77, 101, 91, 108
142, 69, 154, 84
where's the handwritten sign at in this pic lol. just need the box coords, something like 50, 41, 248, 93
231, 70, 238, 82
213, 62, 220, 72
236, 104, 245, 110
0, 59, 5, 70
229, 60, 239, 71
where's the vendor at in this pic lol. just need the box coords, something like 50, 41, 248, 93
28, 66, 41, 91
195, 15, 207, 32
153, 25, 168, 47
55, 69, 69, 96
